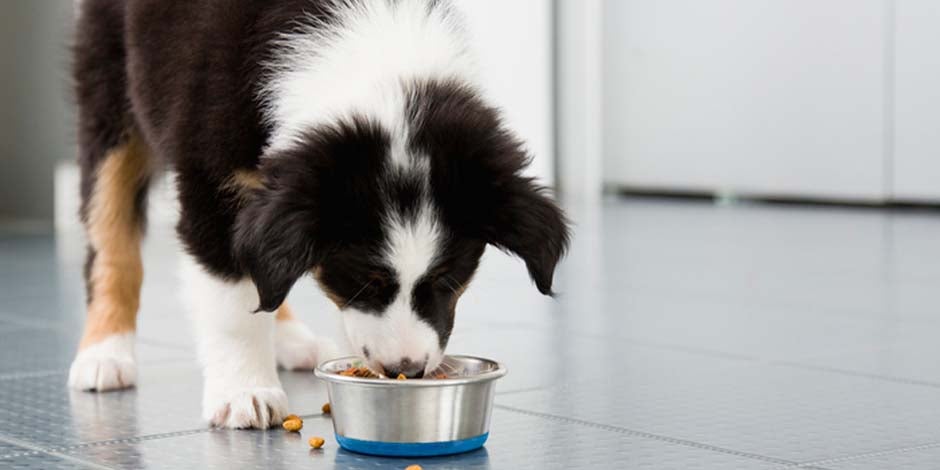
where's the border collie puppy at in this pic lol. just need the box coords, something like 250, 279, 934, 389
69, 0, 569, 428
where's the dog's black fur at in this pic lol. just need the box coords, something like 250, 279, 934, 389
75, 0, 569, 348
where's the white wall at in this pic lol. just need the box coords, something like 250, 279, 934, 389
556, 0, 604, 201
453, 0, 555, 185
893, 0, 940, 202
602, 0, 890, 202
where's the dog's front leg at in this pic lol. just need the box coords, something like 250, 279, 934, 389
182, 258, 287, 429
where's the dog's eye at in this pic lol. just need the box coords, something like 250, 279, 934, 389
341, 276, 397, 312
367, 272, 389, 290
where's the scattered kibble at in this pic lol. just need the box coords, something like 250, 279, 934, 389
284, 414, 300, 422
397, 373, 407, 380
321, 402, 331, 414
308, 436, 325, 449
282, 417, 303, 432
405, 465, 422, 470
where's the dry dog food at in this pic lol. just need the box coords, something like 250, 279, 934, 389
321, 402, 331, 414
282, 416, 303, 432
308, 436, 325, 449
339, 366, 379, 378
336, 365, 449, 380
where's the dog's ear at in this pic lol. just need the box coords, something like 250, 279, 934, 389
483, 176, 570, 296
406, 80, 570, 295
232, 155, 325, 313
233, 183, 320, 313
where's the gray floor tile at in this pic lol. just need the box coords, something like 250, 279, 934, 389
0, 363, 329, 448
0, 328, 191, 376
62, 409, 788, 470
496, 362, 940, 463
2, 199, 939, 468
0, 437, 99, 469
0, 440, 31, 458
0, 452, 99, 470
821, 443, 940, 469
450, 326, 751, 395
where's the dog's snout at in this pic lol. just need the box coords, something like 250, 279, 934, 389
383, 357, 425, 379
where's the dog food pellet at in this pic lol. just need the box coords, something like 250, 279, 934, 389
321, 403, 331, 414
282, 418, 303, 432
284, 414, 301, 422
308, 436, 325, 449
397, 373, 407, 380
405, 465, 422, 470
339, 366, 379, 378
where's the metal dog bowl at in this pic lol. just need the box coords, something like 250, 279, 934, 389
315, 355, 507, 457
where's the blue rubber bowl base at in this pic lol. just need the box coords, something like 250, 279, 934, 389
335, 433, 489, 457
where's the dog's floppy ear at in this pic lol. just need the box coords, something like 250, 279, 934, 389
406, 80, 570, 295
484, 175, 570, 296
233, 158, 323, 313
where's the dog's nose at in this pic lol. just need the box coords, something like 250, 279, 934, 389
384, 358, 425, 379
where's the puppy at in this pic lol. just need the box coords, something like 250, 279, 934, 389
68, 0, 569, 428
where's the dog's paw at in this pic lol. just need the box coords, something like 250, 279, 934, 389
68, 333, 137, 392
203, 386, 288, 429
275, 320, 340, 370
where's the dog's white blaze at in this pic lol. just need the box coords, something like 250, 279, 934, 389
261, 0, 476, 155
343, 205, 444, 373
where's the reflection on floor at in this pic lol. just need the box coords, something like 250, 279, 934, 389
1, 197, 940, 469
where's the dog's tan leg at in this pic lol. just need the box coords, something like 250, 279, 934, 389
275, 303, 295, 322
69, 133, 152, 391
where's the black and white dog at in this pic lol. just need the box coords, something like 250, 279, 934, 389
69, 0, 568, 428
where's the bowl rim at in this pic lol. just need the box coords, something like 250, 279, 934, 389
315, 355, 507, 387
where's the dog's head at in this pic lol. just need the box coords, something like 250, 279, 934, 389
235, 81, 569, 377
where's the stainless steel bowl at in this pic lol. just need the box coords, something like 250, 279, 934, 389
315, 355, 507, 457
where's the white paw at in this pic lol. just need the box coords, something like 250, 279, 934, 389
68, 333, 137, 391
275, 320, 340, 370
203, 385, 288, 429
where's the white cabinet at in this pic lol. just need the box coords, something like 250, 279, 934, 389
602, 0, 889, 202
893, 0, 940, 202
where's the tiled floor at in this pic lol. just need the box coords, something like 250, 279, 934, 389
1, 197, 940, 469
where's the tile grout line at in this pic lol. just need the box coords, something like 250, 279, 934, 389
0, 448, 43, 461
0, 434, 115, 470
0, 428, 216, 462
493, 403, 812, 468
766, 360, 940, 390
54, 428, 214, 452
796, 440, 940, 468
